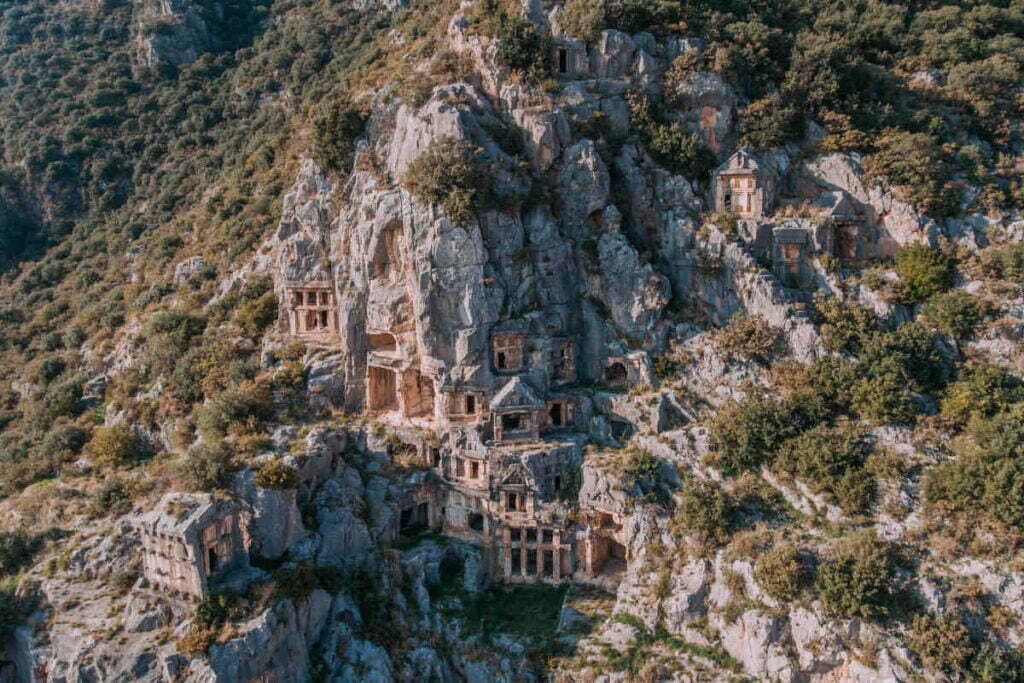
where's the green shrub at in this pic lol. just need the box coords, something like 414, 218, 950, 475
0, 531, 33, 575
941, 365, 1024, 425
753, 542, 808, 601
180, 441, 235, 491
738, 93, 805, 149
713, 315, 779, 364
969, 643, 1024, 683
36, 356, 66, 384
645, 121, 716, 179
150, 310, 207, 350
921, 404, 1024, 527
311, 100, 366, 172
606, 0, 680, 34
274, 563, 343, 602
864, 132, 959, 217
0, 579, 35, 638
177, 621, 216, 657
774, 357, 858, 418
147, 310, 207, 375
920, 290, 989, 340
800, 357, 859, 415
273, 361, 307, 394
234, 290, 277, 337
35, 375, 85, 426
907, 611, 975, 675
41, 332, 63, 351
38, 424, 89, 462
628, 92, 716, 180
968, 404, 1024, 461
858, 322, 945, 394
709, 392, 819, 476
671, 477, 733, 546
816, 531, 896, 620
974, 243, 1024, 285
169, 354, 205, 404
401, 136, 493, 225
850, 360, 917, 424
945, 54, 1022, 127
813, 296, 877, 355
178, 592, 240, 657
253, 459, 298, 489
63, 326, 86, 348
196, 382, 275, 436
560, 0, 606, 40
982, 456, 1024, 529
621, 447, 660, 481
776, 424, 875, 513
497, 14, 551, 77
893, 244, 955, 303
87, 424, 151, 468
924, 452, 987, 520
89, 479, 133, 518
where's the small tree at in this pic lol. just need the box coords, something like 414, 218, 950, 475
858, 322, 945, 394
35, 376, 84, 426
234, 290, 278, 337
974, 243, 1024, 285
709, 392, 811, 476
401, 137, 492, 225
776, 424, 874, 513
671, 477, 733, 546
813, 296, 877, 354
850, 360, 917, 424
311, 100, 366, 172
0, 579, 34, 638
941, 364, 1024, 425
87, 424, 150, 468
864, 131, 959, 217
628, 91, 716, 181
180, 441, 234, 491
0, 531, 33, 575
921, 290, 989, 340
893, 244, 954, 303
498, 14, 551, 76
739, 93, 805, 149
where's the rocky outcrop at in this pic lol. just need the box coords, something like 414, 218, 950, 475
233, 469, 306, 561
795, 153, 934, 256
668, 70, 737, 154
134, 0, 221, 67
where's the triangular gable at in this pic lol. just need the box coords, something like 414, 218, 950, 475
812, 191, 859, 220
490, 376, 545, 413
499, 462, 534, 488
717, 147, 760, 175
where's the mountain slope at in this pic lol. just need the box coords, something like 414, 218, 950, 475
1, 1, 1024, 681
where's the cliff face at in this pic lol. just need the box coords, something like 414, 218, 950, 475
4, 1, 1024, 682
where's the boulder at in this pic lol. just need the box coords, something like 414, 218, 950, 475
233, 469, 306, 561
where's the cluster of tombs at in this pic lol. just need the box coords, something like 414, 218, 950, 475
389, 354, 632, 585
259, 144, 884, 592
134, 452, 628, 599
134, 329, 634, 599
713, 148, 878, 287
